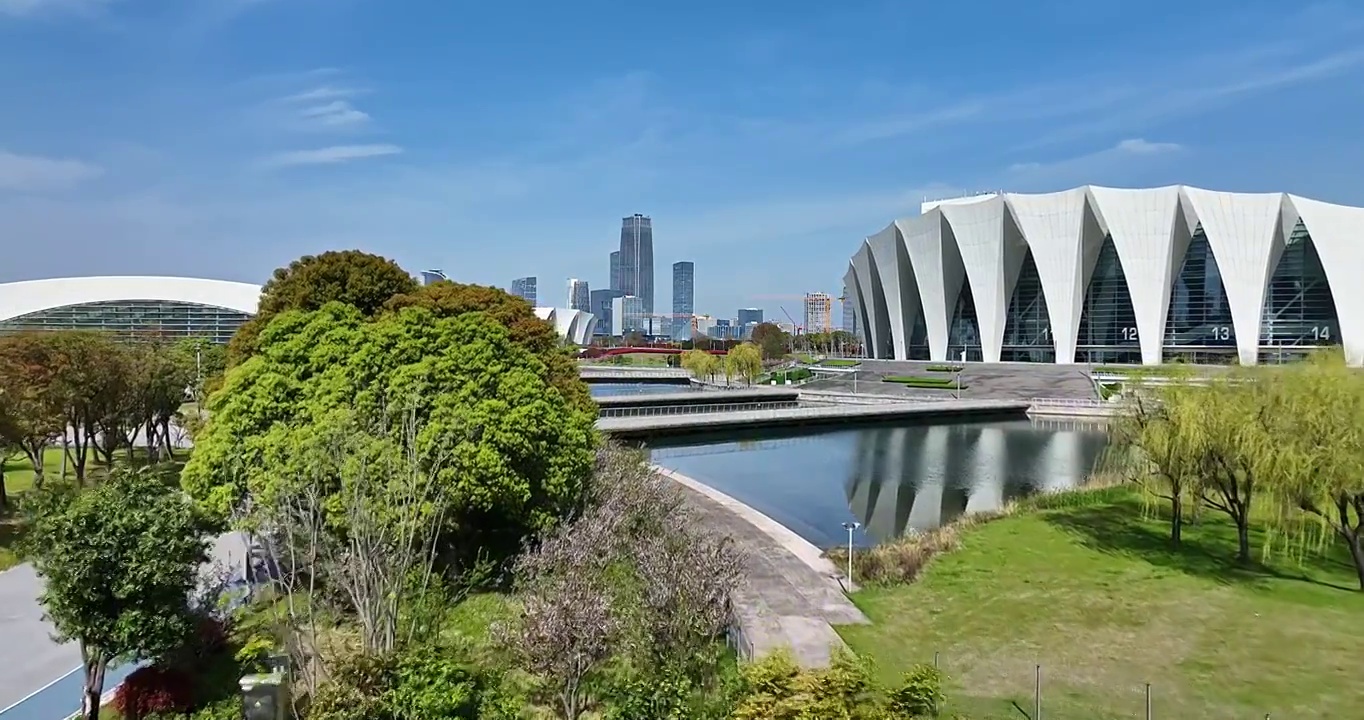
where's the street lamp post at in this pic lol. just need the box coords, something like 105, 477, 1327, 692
840, 521, 861, 584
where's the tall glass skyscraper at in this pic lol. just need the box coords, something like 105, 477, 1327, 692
671, 261, 694, 339
737, 308, 763, 326
609, 251, 621, 292
567, 278, 590, 311
510, 276, 537, 306
618, 214, 654, 314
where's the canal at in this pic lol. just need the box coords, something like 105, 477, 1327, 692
648, 419, 1109, 549
589, 382, 692, 397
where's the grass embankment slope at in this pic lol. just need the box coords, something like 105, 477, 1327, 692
836, 488, 1363, 719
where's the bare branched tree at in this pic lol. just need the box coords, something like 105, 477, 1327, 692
245, 401, 450, 696
502, 443, 745, 718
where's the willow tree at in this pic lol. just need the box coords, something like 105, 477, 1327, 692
1263, 353, 1364, 589
1184, 369, 1276, 564
1115, 367, 1202, 546
726, 343, 763, 386
680, 349, 719, 383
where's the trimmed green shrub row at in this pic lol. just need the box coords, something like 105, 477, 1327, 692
818, 359, 861, 367
768, 367, 814, 383
924, 364, 963, 373
881, 375, 967, 389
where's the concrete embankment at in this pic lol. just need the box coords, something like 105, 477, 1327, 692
653, 466, 868, 668
599, 399, 1030, 438
595, 387, 798, 410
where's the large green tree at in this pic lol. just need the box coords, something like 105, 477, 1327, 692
0, 333, 65, 486
384, 280, 592, 413
227, 250, 418, 365
750, 322, 789, 361
183, 302, 598, 562
25, 469, 211, 720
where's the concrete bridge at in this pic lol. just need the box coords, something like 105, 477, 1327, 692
597, 399, 1032, 438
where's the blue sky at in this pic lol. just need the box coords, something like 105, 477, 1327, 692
2, 0, 1363, 321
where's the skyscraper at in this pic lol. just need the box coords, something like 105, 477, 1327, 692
609, 251, 621, 292
611, 295, 645, 336
671, 261, 694, 340
737, 308, 763, 326
511, 276, 537, 306
804, 292, 833, 334
617, 214, 654, 314
567, 278, 590, 311
841, 285, 858, 335
590, 288, 625, 337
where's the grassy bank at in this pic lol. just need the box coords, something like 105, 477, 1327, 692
835, 488, 1364, 719
882, 375, 966, 389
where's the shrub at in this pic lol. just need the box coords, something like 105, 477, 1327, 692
924, 364, 963, 373
114, 666, 197, 719
827, 511, 1004, 587
887, 664, 945, 718
881, 375, 964, 389
819, 359, 861, 368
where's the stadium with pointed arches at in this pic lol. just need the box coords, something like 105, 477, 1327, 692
844, 185, 1364, 367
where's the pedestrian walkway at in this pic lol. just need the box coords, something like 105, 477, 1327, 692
654, 466, 869, 668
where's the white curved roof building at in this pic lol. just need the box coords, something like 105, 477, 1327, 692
0, 276, 598, 346
845, 186, 1364, 367
0, 276, 261, 343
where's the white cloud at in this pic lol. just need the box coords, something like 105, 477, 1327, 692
297, 100, 370, 128
1005, 138, 1185, 184
0, 149, 103, 191
263, 144, 402, 167
1115, 138, 1183, 155
283, 85, 362, 103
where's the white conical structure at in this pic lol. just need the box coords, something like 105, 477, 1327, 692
867, 223, 921, 359
1086, 185, 1190, 365
1006, 188, 1107, 364
938, 196, 1028, 362
1179, 188, 1288, 366
896, 209, 966, 361
1287, 194, 1364, 366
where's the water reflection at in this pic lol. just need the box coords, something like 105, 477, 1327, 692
589, 382, 691, 397
649, 419, 1108, 548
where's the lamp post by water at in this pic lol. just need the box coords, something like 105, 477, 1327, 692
841, 521, 861, 584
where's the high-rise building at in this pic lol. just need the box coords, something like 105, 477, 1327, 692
611, 295, 645, 336
609, 251, 621, 292
511, 276, 537, 306
567, 278, 590, 311
671, 261, 694, 339
590, 288, 625, 336
618, 214, 654, 314
420, 269, 447, 286
841, 285, 858, 335
737, 308, 763, 327
803, 292, 833, 334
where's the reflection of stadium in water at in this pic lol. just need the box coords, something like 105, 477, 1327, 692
650, 420, 1108, 548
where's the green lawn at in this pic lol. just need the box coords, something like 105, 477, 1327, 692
2, 446, 192, 571
818, 359, 861, 368
836, 490, 1364, 719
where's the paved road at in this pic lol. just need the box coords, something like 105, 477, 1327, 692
0, 534, 249, 719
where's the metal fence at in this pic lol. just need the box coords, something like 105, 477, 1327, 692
597, 400, 800, 418
897, 653, 1285, 719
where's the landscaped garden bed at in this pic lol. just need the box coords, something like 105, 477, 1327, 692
881, 375, 966, 389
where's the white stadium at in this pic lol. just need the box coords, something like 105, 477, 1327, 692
0, 276, 597, 346
844, 185, 1364, 367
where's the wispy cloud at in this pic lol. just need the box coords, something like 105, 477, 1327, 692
0, 149, 103, 191
295, 100, 370, 128
1006, 138, 1185, 185
263, 144, 403, 168
266, 78, 379, 132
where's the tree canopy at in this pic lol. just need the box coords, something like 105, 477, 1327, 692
750, 322, 789, 361
385, 281, 592, 413
228, 250, 418, 365
183, 302, 599, 561
25, 468, 211, 720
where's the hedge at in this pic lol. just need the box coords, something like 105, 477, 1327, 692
818, 359, 861, 368
923, 364, 963, 373
881, 375, 967, 389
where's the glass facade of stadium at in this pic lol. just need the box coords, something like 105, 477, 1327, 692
846, 186, 1361, 367
0, 300, 251, 343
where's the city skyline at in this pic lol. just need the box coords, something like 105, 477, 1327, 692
4, 2, 1362, 324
